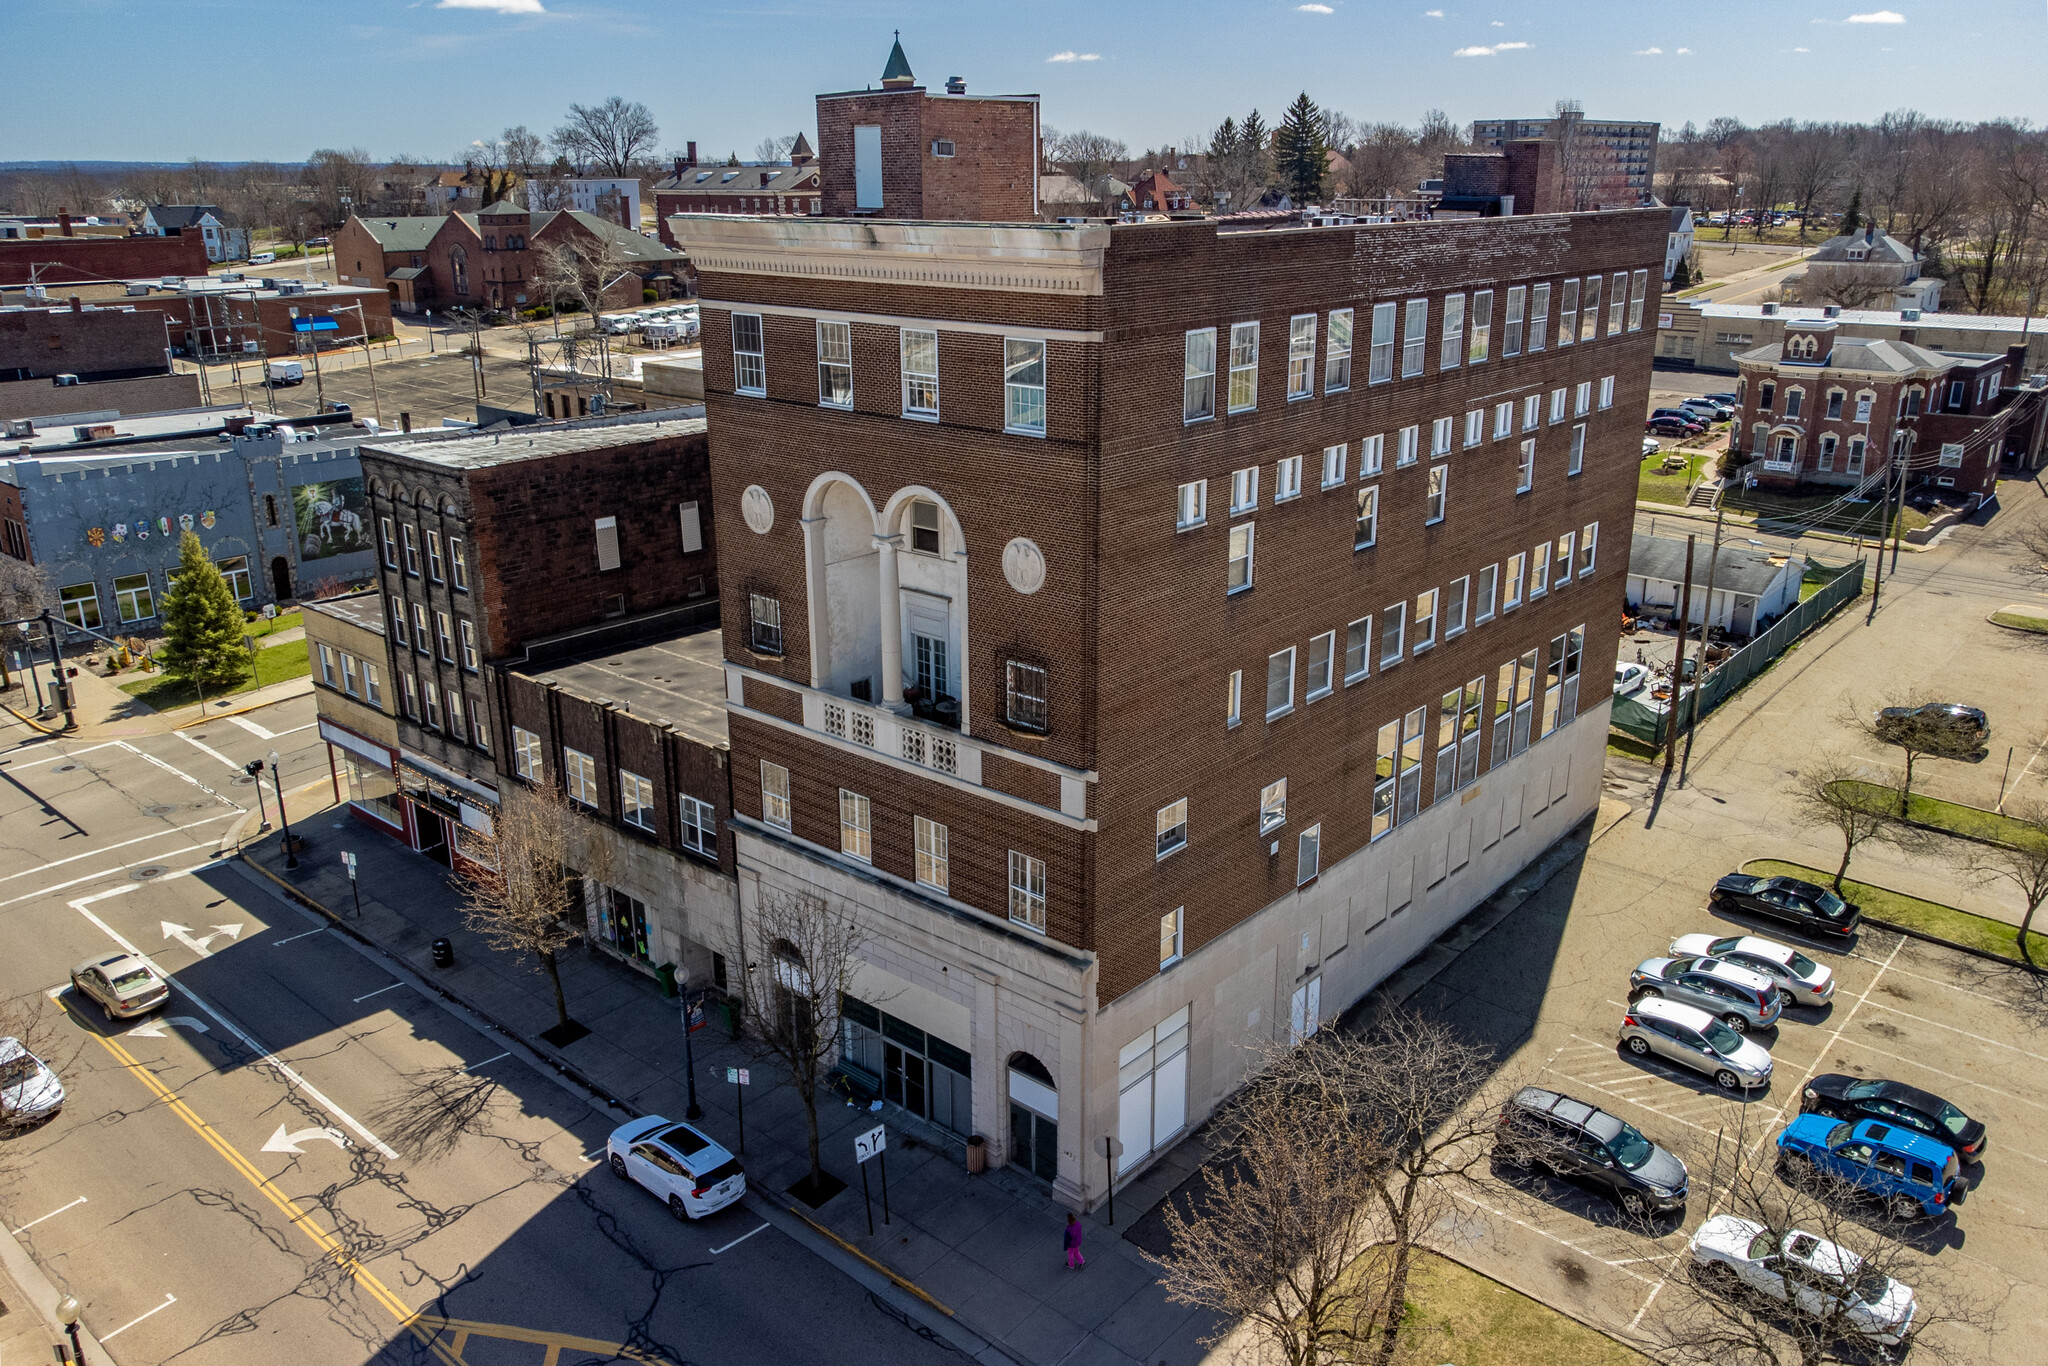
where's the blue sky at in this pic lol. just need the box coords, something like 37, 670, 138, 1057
1, 2, 2037, 164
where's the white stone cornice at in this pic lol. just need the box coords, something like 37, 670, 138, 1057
670, 215, 1110, 297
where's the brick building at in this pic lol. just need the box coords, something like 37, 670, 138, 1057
1, 299, 171, 381
335, 206, 684, 316
673, 196, 1666, 1202
356, 414, 718, 867
307, 589, 406, 842
0, 229, 210, 287
652, 149, 823, 239
815, 38, 1039, 221
1471, 112, 1657, 207
1731, 319, 2047, 504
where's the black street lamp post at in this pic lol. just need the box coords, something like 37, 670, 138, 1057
246, 758, 270, 830
269, 748, 298, 869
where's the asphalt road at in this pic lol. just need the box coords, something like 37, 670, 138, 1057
0, 699, 955, 1366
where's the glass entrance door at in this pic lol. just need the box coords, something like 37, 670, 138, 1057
1009, 1104, 1058, 1182
884, 1042, 927, 1117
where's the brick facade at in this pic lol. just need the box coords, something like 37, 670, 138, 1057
0, 303, 170, 381
816, 88, 1039, 221
0, 232, 209, 287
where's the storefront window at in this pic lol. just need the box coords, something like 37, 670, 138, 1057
341, 752, 404, 828
839, 994, 971, 1136
590, 882, 652, 962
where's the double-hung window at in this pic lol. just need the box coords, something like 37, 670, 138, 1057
839, 790, 872, 861
621, 771, 655, 831
1156, 799, 1188, 859
1320, 443, 1347, 488
1439, 292, 1465, 370
915, 816, 949, 891
402, 523, 420, 575
1527, 282, 1551, 351
1004, 338, 1046, 434
1287, 314, 1315, 399
1413, 588, 1439, 651
1006, 661, 1048, 731
1554, 533, 1575, 587
732, 313, 765, 395
1580, 522, 1598, 577
1354, 486, 1379, 549
1379, 601, 1406, 668
512, 726, 542, 780
1503, 284, 1526, 355
1468, 289, 1492, 364
760, 761, 791, 829
681, 795, 717, 856
1230, 466, 1259, 514
1184, 328, 1216, 421
1608, 272, 1627, 335
1505, 552, 1525, 609
113, 572, 154, 623
1396, 424, 1419, 467
412, 603, 430, 654
1265, 647, 1295, 719
450, 537, 469, 590
1227, 322, 1259, 412
1297, 825, 1321, 886
1228, 522, 1255, 593
1430, 416, 1453, 457
1324, 308, 1352, 391
401, 672, 419, 721
564, 747, 597, 807
1344, 616, 1371, 683
341, 652, 359, 697
900, 328, 939, 418
1445, 576, 1469, 637
1516, 438, 1536, 493
1259, 779, 1287, 834
1274, 454, 1303, 502
1598, 375, 1615, 410
1494, 401, 1514, 440
1359, 433, 1385, 476
426, 530, 445, 582
1401, 298, 1428, 377
1523, 394, 1541, 431
1579, 276, 1601, 343
390, 598, 409, 647
1306, 631, 1335, 700
1160, 907, 1184, 968
1226, 669, 1242, 726
1549, 387, 1567, 424
1476, 564, 1498, 623
380, 516, 398, 567
1575, 380, 1592, 417
1627, 268, 1649, 331
1557, 278, 1579, 347
1464, 409, 1484, 448
1568, 422, 1587, 476
1008, 851, 1047, 931
1372, 719, 1399, 840
1426, 464, 1448, 525
1369, 301, 1396, 383
317, 643, 338, 686
1529, 542, 1550, 598
460, 619, 479, 671
1176, 479, 1207, 530
749, 593, 783, 654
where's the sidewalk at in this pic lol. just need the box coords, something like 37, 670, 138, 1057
3, 655, 313, 740
0, 1217, 113, 1366
232, 785, 1221, 1366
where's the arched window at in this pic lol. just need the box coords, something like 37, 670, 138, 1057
1007, 1053, 1059, 1182
449, 244, 469, 296
263, 494, 279, 527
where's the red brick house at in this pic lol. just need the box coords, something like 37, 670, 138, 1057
338, 206, 686, 315
653, 138, 823, 245
1127, 169, 1192, 214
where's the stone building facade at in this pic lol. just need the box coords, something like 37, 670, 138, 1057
674, 201, 1667, 1205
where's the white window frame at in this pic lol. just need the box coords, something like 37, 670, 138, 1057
1004, 336, 1047, 436
1523, 394, 1541, 431
1320, 443, 1346, 489
1287, 313, 1316, 400
1558, 277, 1579, 348
1324, 307, 1352, 392
1226, 668, 1242, 728
1463, 409, 1484, 448
1555, 532, 1575, 588
1426, 463, 1448, 525
1505, 552, 1525, 609
1580, 522, 1598, 578
460, 619, 479, 671
1396, 424, 1419, 467
1265, 646, 1295, 720
401, 523, 420, 575
1430, 416, 1453, 457
1574, 380, 1592, 417
915, 816, 949, 891
761, 760, 791, 830
1228, 321, 1260, 413
1259, 778, 1287, 834
317, 642, 338, 686
732, 312, 766, 395
1379, 601, 1406, 668
512, 726, 542, 780
1369, 300, 1396, 383
1468, 288, 1493, 364
1445, 575, 1469, 637
1609, 271, 1627, 335
1176, 479, 1207, 530
426, 529, 445, 582
1628, 268, 1649, 331
1494, 401, 1513, 440
1503, 284, 1526, 356
621, 770, 655, 831
1354, 485, 1379, 549
1228, 522, 1255, 594
450, 537, 468, 590
1402, 298, 1428, 377
1568, 423, 1586, 477
1439, 292, 1465, 371
1184, 327, 1217, 422
1528, 281, 1551, 352
1156, 799, 1189, 860
379, 515, 398, 568
1306, 630, 1335, 700
839, 789, 872, 862
1549, 387, 1567, 424
1413, 588, 1438, 652
1598, 375, 1615, 410
1297, 824, 1321, 886
1476, 564, 1498, 623
1274, 454, 1304, 503
1230, 466, 1259, 514
1159, 907, 1184, 969
564, 747, 598, 808
900, 327, 939, 419
1579, 275, 1600, 343
1516, 438, 1536, 493
1529, 542, 1550, 598
1008, 851, 1047, 932
1359, 433, 1385, 476
1344, 615, 1371, 684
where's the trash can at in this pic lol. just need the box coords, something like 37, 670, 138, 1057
967, 1135, 987, 1175
657, 962, 678, 998
716, 995, 740, 1038
430, 937, 454, 969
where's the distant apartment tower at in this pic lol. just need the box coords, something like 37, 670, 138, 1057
1471, 112, 1658, 207
814, 36, 1040, 220
675, 144, 1665, 1202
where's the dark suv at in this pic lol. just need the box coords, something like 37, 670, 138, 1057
1874, 703, 1989, 756
1496, 1086, 1689, 1218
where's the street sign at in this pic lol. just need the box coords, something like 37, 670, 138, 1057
1094, 1135, 1124, 1160
342, 851, 357, 880
725, 1067, 750, 1085
854, 1123, 887, 1164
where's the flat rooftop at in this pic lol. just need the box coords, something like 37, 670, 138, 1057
307, 590, 385, 636
516, 618, 728, 749
367, 412, 706, 470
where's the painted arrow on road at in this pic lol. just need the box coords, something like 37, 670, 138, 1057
161, 921, 245, 956
263, 1124, 350, 1154
125, 1015, 211, 1038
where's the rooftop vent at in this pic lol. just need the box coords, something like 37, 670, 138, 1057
1761, 302, 1778, 316
1900, 308, 1922, 322
1822, 305, 1841, 318
945, 76, 965, 94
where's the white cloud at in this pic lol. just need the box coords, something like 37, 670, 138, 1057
1491, 40, 1529, 50
1298, 3, 1335, 11
1792, 46, 1811, 52
1491, 19, 1505, 25
1424, 8, 1444, 16
1046, 51, 1102, 62
1676, 46, 1693, 54
1634, 46, 1663, 55
1847, 9, 1906, 22
436, 0, 545, 13
1453, 45, 1496, 56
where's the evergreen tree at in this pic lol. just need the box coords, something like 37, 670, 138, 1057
1841, 187, 1863, 236
1275, 93, 1331, 204
1669, 256, 1693, 289
1240, 109, 1271, 194
158, 530, 251, 694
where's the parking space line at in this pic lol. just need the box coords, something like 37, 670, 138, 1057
462, 1051, 511, 1072
710, 1222, 771, 1254
1448, 1190, 1663, 1286
9, 1196, 86, 1235
1838, 956, 2016, 1008
1859, 997, 2048, 1064
101, 1293, 177, 1342
273, 928, 327, 947
1747, 935, 1906, 1163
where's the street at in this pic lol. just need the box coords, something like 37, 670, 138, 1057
0, 701, 954, 1366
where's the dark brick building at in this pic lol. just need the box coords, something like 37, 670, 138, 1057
0, 300, 170, 382
0, 230, 209, 287
675, 197, 1666, 1202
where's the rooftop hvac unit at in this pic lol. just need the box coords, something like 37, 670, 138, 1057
1761, 302, 1778, 315
125, 283, 149, 295
1900, 308, 1922, 321
1822, 305, 1841, 318
3, 420, 33, 438
161, 276, 182, 287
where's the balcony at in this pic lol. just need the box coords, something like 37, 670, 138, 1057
820, 696, 965, 778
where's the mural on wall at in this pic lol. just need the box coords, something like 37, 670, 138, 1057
294, 477, 370, 562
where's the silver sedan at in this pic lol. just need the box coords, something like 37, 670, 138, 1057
70, 953, 171, 1020
1669, 933, 1834, 1008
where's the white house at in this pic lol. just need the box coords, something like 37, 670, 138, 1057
140, 204, 249, 263
567, 177, 643, 230
1665, 204, 1694, 281
1627, 535, 1802, 638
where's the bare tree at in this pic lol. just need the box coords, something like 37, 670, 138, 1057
456, 780, 612, 1032
725, 886, 871, 1195
532, 229, 639, 323
1342, 122, 1421, 199
502, 125, 568, 210
1791, 756, 1907, 891
1849, 691, 1980, 815
1048, 129, 1131, 212
753, 134, 799, 164
1782, 124, 1847, 241
1958, 799, 2048, 968
302, 147, 378, 227
552, 97, 660, 178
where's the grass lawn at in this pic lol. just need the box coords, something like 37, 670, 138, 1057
1743, 859, 2048, 965
242, 609, 302, 640
1608, 732, 1662, 764
1721, 484, 1927, 538
1827, 779, 2041, 847
118, 639, 311, 712
1991, 609, 2048, 634
1384, 1251, 1647, 1366
1638, 452, 1710, 505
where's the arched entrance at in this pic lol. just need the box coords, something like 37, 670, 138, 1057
1006, 1053, 1059, 1183
270, 555, 293, 601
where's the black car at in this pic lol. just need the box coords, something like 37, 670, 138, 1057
1801, 1076, 1988, 1164
1873, 702, 1989, 755
1647, 416, 1704, 437
1712, 873, 1861, 941
1495, 1086, 1689, 1218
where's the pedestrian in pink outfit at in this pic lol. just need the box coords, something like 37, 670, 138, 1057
1064, 1212, 1087, 1269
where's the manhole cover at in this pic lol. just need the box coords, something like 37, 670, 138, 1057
144, 804, 178, 817
51, 763, 79, 774
131, 865, 168, 881
231, 775, 258, 786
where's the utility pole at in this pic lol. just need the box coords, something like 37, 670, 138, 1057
1887, 441, 1907, 576
1678, 504, 1728, 788
1663, 534, 1697, 779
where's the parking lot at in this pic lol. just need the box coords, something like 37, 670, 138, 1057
1406, 827, 2048, 1363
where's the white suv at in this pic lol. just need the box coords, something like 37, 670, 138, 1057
607, 1116, 746, 1219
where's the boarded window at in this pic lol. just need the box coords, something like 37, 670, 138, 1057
678, 501, 703, 553
594, 516, 621, 571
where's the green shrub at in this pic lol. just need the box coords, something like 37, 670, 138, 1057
643, 287, 658, 302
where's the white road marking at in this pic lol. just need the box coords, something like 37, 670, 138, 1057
1859, 996, 2048, 1064
462, 1051, 511, 1072
125, 1015, 211, 1039
1743, 935, 1908, 1165
1448, 1189, 1662, 1285
100, 1294, 177, 1342
227, 714, 276, 740
269, 722, 318, 738
1841, 1036, 2048, 1117
263, 1124, 349, 1154
161, 920, 244, 956
272, 927, 326, 946
173, 729, 242, 772
69, 877, 400, 1160
9, 1196, 86, 1235
352, 981, 408, 1003
0, 840, 224, 910
710, 1221, 771, 1254
0, 814, 234, 886
3, 742, 121, 769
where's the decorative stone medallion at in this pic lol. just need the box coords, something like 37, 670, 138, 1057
741, 485, 775, 535
1002, 537, 1047, 594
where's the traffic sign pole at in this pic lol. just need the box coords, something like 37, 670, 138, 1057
880, 1150, 890, 1226
726, 1066, 749, 1154
342, 851, 361, 918
860, 1160, 874, 1236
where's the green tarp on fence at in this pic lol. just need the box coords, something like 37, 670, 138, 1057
1612, 556, 1867, 746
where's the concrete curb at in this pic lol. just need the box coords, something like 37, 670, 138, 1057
1, 699, 65, 735
171, 687, 312, 729
1861, 915, 2045, 973
1421, 1241, 1657, 1360
0, 1216, 114, 1365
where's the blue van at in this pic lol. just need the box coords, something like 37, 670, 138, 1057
1776, 1114, 1960, 1220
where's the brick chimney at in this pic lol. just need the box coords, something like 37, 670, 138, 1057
58, 209, 73, 236
69, 295, 82, 312
673, 156, 685, 179
686, 141, 698, 167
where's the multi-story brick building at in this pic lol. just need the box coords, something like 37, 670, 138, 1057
335, 206, 685, 316
1471, 112, 1657, 208
356, 414, 717, 864
653, 141, 823, 243
0, 227, 209, 287
1730, 319, 2046, 505
674, 192, 1666, 1202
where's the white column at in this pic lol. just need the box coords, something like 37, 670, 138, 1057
801, 516, 830, 690
876, 533, 906, 709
